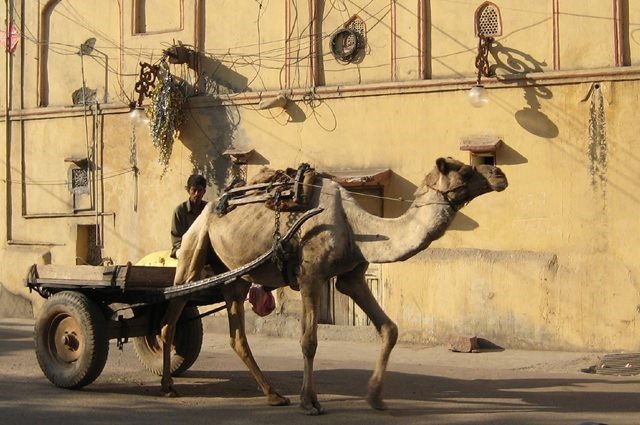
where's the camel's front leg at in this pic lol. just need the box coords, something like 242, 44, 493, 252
222, 282, 290, 406
160, 298, 187, 396
336, 264, 398, 410
299, 280, 324, 415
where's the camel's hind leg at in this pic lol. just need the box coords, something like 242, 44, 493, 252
221, 281, 291, 406
335, 263, 398, 410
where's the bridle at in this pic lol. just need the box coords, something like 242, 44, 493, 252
414, 183, 469, 211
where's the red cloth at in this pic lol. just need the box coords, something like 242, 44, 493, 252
247, 285, 275, 317
2, 22, 19, 53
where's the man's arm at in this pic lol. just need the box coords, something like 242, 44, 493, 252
170, 204, 187, 257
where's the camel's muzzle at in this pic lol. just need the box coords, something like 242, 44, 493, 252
491, 167, 508, 192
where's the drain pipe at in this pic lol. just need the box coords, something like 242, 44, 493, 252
308, 0, 320, 87
4, 0, 13, 242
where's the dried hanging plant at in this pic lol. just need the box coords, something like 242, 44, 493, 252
146, 71, 186, 175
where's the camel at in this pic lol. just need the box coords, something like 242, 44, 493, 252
160, 157, 508, 414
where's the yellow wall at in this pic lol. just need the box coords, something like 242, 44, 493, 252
2, 0, 640, 351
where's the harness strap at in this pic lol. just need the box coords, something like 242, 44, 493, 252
426, 184, 468, 211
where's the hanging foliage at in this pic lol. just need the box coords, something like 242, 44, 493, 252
146, 70, 186, 175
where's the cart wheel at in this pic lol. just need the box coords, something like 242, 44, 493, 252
133, 306, 203, 376
34, 291, 109, 389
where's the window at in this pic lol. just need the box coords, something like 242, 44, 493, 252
65, 157, 92, 211
76, 225, 102, 266
460, 136, 502, 166
318, 168, 389, 325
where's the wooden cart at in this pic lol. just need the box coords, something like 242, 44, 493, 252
26, 207, 322, 390
27, 262, 224, 389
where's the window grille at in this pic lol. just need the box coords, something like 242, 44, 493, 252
475, 2, 502, 38
69, 168, 89, 195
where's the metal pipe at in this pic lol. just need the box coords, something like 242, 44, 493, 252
417, 0, 429, 80
613, 0, 625, 67
4, 0, 12, 242
390, 0, 397, 81
8, 103, 130, 120
552, 0, 560, 70
285, 0, 291, 88
93, 106, 99, 246
308, 0, 319, 87
194, 0, 203, 94
22, 212, 116, 219
194, 0, 203, 52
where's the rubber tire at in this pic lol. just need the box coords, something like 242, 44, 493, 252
133, 306, 203, 376
34, 291, 109, 389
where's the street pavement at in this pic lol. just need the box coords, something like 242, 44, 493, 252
1, 317, 638, 425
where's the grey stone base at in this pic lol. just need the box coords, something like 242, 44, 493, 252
202, 312, 378, 343
0, 285, 33, 319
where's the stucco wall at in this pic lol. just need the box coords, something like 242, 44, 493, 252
1, 0, 639, 351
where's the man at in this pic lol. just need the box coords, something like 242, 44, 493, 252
169, 173, 275, 316
170, 174, 207, 259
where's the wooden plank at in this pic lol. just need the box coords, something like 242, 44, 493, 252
227, 181, 287, 194
228, 193, 271, 205
35, 265, 116, 285
32, 278, 113, 288
31, 264, 174, 289
123, 265, 175, 289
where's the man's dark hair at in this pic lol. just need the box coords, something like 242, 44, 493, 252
186, 174, 206, 188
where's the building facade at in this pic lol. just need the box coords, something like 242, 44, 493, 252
1, 0, 639, 351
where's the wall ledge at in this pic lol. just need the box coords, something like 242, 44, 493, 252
4, 66, 640, 121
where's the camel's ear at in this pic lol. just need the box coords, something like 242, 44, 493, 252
436, 158, 448, 174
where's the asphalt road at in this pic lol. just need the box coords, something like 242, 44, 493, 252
1, 317, 639, 425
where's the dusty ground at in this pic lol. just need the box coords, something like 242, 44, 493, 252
1, 317, 639, 425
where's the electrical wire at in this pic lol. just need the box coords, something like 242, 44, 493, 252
9, 0, 403, 81
0, 167, 137, 186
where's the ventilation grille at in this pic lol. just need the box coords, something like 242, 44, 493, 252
71, 168, 88, 189
346, 16, 366, 40
330, 15, 366, 63
70, 168, 89, 194
475, 2, 502, 37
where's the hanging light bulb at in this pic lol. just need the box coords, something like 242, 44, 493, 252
468, 84, 489, 108
129, 106, 148, 124
467, 3, 501, 109
468, 35, 492, 108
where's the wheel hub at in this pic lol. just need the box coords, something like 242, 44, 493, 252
51, 315, 84, 363
61, 332, 80, 351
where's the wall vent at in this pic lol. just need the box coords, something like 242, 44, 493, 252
475, 2, 502, 38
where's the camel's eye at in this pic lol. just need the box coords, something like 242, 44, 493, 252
459, 166, 474, 179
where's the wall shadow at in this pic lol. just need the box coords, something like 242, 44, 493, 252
179, 100, 235, 192
449, 212, 479, 231
499, 142, 528, 165
197, 54, 251, 95
174, 54, 257, 190
489, 42, 559, 139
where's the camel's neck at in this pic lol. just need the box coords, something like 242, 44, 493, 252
342, 187, 457, 263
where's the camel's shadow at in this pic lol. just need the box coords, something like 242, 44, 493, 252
87, 367, 640, 417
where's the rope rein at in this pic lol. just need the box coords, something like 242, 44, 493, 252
294, 180, 468, 210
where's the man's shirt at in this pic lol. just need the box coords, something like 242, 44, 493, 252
170, 200, 207, 257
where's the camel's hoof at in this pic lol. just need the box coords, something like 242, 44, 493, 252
300, 401, 325, 415
267, 393, 291, 406
161, 387, 179, 398
366, 393, 388, 411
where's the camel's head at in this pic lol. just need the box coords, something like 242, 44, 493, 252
417, 157, 508, 209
